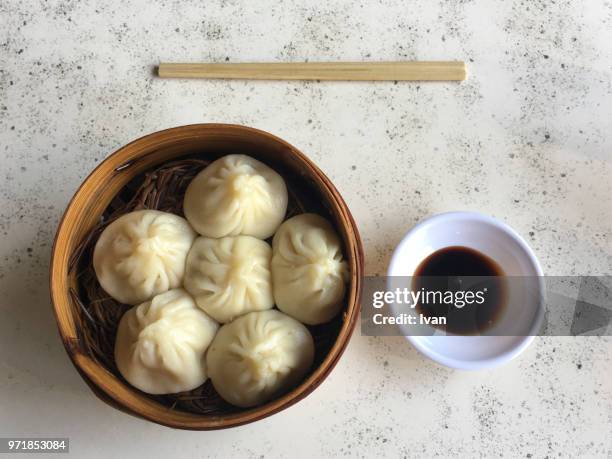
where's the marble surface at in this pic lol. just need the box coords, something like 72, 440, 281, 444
1, 0, 611, 457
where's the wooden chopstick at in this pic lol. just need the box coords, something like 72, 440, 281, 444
157, 61, 466, 81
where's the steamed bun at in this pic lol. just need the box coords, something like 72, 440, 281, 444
115, 289, 218, 394
183, 154, 288, 239
183, 235, 274, 323
271, 213, 349, 325
93, 210, 196, 305
206, 310, 314, 407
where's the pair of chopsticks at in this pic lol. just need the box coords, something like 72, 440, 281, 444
157, 61, 466, 82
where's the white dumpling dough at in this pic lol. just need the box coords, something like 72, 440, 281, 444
93, 210, 196, 305
206, 310, 314, 407
183, 154, 288, 239
115, 289, 219, 394
272, 213, 349, 325
183, 235, 274, 323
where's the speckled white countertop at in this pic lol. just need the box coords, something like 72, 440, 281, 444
1, 1, 611, 457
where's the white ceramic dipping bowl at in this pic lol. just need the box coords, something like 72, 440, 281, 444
387, 211, 544, 370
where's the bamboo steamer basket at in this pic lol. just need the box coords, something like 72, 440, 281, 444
50, 124, 364, 429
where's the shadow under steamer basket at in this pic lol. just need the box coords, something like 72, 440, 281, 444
51, 124, 363, 429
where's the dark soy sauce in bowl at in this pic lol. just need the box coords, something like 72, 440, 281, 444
413, 246, 506, 335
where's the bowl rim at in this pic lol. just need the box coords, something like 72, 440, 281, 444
387, 210, 545, 370
49, 123, 364, 429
